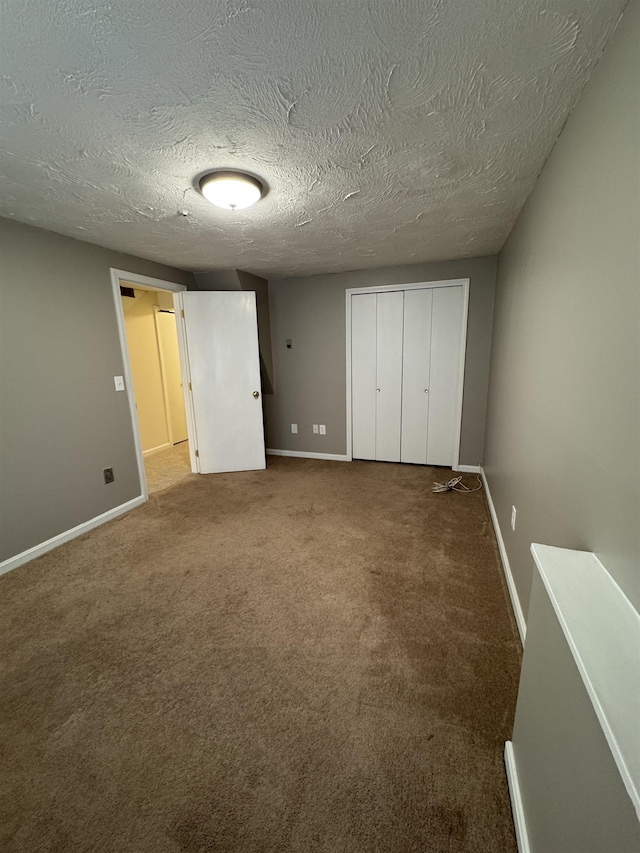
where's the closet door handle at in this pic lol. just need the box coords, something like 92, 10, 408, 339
376, 388, 381, 392
424, 388, 429, 393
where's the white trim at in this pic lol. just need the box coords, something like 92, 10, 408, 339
504, 741, 531, 853
452, 282, 470, 471
345, 279, 469, 296
454, 464, 482, 473
110, 269, 189, 499
0, 496, 146, 577
266, 449, 349, 462
345, 279, 469, 470
345, 289, 354, 461
481, 467, 527, 643
142, 442, 173, 457
111, 269, 188, 293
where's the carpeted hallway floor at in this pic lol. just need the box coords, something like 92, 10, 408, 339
0, 457, 521, 853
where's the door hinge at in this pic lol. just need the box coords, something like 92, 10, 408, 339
188, 382, 192, 391
181, 309, 185, 318
195, 449, 199, 457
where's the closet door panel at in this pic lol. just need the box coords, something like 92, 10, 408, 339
351, 293, 377, 460
401, 288, 432, 464
375, 290, 404, 462
427, 286, 464, 466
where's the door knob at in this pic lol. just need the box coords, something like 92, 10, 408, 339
424, 388, 429, 393
376, 388, 380, 392
253, 390, 260, 398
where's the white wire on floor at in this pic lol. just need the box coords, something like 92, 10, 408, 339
432, 475, 483, 493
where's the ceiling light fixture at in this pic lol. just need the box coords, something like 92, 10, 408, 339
199, 171, 264, 211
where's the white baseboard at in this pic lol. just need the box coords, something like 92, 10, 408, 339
505, 741, 531, 853
455, 464, 482, 473
481, 467, 527, 643
0, 495, 146, 577
266, 448, 349, 462
143, 443, 172, 457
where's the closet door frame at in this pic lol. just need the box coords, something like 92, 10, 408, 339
345, 279, 469, 468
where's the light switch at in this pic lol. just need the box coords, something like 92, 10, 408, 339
319, 424, 326, 435
114, 375, 125, 391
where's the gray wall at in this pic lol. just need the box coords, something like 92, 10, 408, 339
0, 218, 195, 563
237, 270, 275, 396
483, 0, 640, 615
194, 270, 242, 290
265, 257, 497, 462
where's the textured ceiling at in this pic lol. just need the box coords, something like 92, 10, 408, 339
0, 0, 626, 278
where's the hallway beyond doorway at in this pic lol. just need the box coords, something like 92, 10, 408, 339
144, 442, 191, 493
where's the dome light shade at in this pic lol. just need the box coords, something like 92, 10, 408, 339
199, 171, 263, 210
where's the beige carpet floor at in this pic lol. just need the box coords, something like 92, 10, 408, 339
144, 441, 192, 494
0, 457, 521, 853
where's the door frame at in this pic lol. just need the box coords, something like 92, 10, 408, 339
110, 269, 193, 502
345, 279, 470, 469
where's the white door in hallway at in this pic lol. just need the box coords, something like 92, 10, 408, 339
177, 291, 265, 474
155, 309, 189, 444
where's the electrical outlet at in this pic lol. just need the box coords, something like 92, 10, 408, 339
319, 424, 326, 435
313, 424, 319, 434
103, 467, 115, 484
291, 423, 298, 434
511, 506, 517, 531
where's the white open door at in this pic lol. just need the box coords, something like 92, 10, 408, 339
177, 291, 265, 474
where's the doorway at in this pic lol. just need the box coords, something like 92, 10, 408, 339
111, 269, 192, 499
111, 269, 266, 500
121, 286, 191, 493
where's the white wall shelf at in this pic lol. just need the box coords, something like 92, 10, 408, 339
530, 543, 640, 818
506, 544, 640, 852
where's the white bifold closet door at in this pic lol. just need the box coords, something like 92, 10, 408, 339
352, 290, 403, 462
351, 293, 378, 460
426, 286, 465, 465
400, 288, 432, 464
351, 290, 404, 462
351, 285, 465, 467
375, 291, 404, 461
